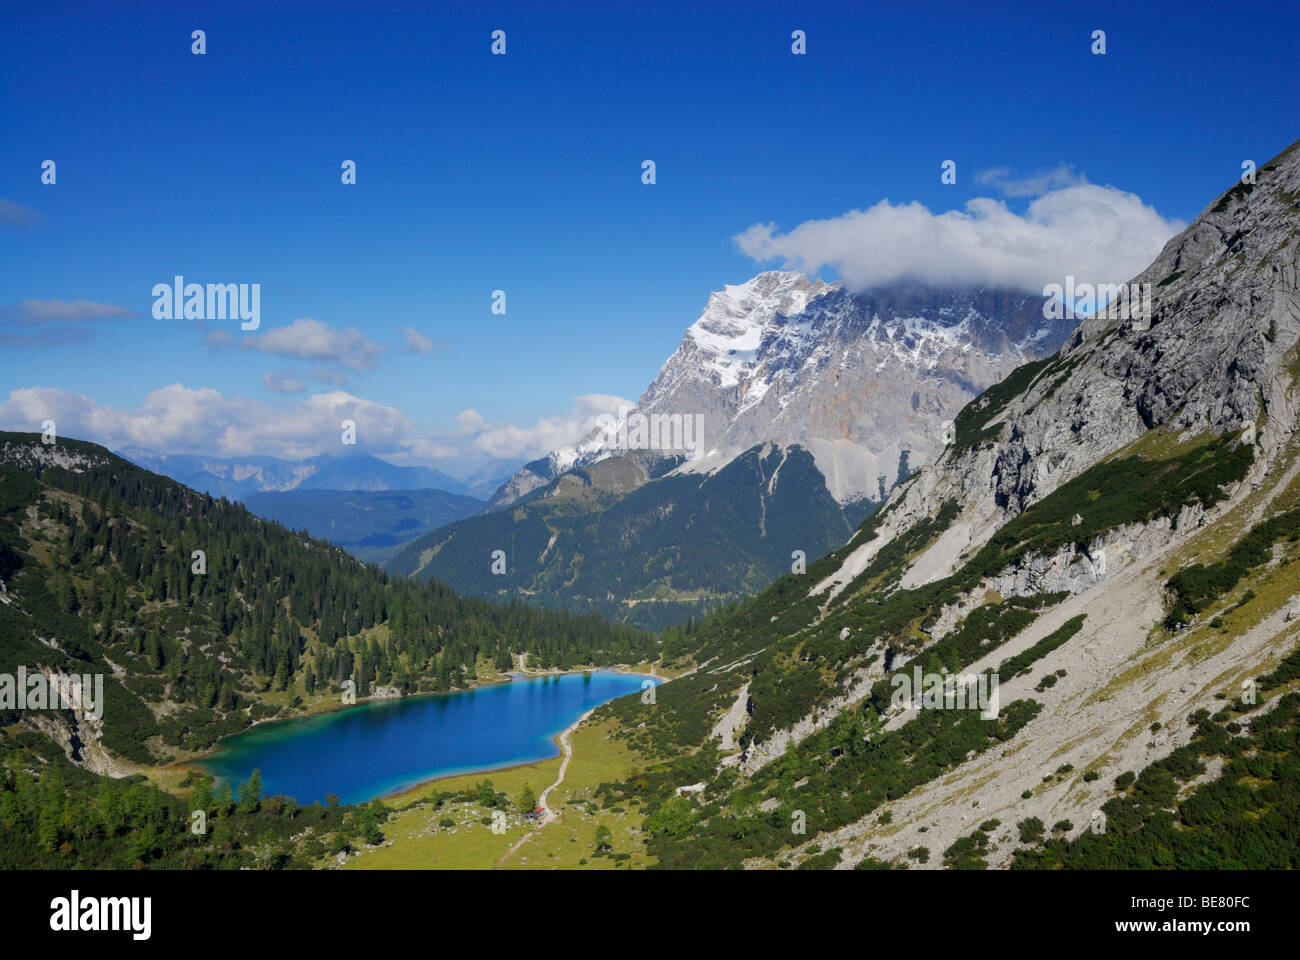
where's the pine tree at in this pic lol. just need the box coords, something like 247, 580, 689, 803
237, 770, 262, 814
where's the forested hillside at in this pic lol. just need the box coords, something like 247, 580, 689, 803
389, 444, 871, 631
0, 432, 651, 766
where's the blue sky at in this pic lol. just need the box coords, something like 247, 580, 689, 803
2, 0, 1298, 476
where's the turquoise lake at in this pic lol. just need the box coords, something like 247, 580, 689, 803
199, 671, 654, 805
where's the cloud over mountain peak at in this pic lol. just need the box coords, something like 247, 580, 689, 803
734, 182, 1184, 294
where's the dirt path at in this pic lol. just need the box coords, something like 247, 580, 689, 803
493, 708, 593, 869
538, 708, 590, 818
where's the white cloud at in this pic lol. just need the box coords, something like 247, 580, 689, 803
455, 409, 487, 433
5, 299, 133, 325
400, 326, 442, 355
0, 298, 133, 345
0, 327, 92, 347
401, 436, 462, 461
454, 393, 631, 460
262, 371, 305, 394
0, 198, 43, 229
0, 383, 635, 480
974, 163, 1086, 197
311, 367, 351, 387
0, 384, 410, 460
734, 183, 1185, 293
241, 317, 387, 370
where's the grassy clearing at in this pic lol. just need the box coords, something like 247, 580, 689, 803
500, 716, 662, 870
344, 757, 560, 870
341, 714, 661, 870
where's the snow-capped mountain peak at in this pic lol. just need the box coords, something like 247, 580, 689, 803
488, 273, 1074, 509
687, 271, 839, 389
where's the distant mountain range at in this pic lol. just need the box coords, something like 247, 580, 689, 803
117, 447, 509, 501
489, 272, 1072, 510
397, 273, 1075, 628
243, 488, 484, 562
118, 273, 1075, 629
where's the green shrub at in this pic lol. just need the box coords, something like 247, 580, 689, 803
1017, 817, 1045, 843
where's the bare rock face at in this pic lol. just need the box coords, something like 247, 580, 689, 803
641, 140, 1300, 861
0, 438, 111, 473
871, 140, 1300, 588
491, 272, 1075, 508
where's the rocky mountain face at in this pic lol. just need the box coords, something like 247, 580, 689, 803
490, 272, 1075, 509
456, 271, 1075, 628
589, 138, 1300, 870
834, 140, 1300, 599
458, 257, 1079, 630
